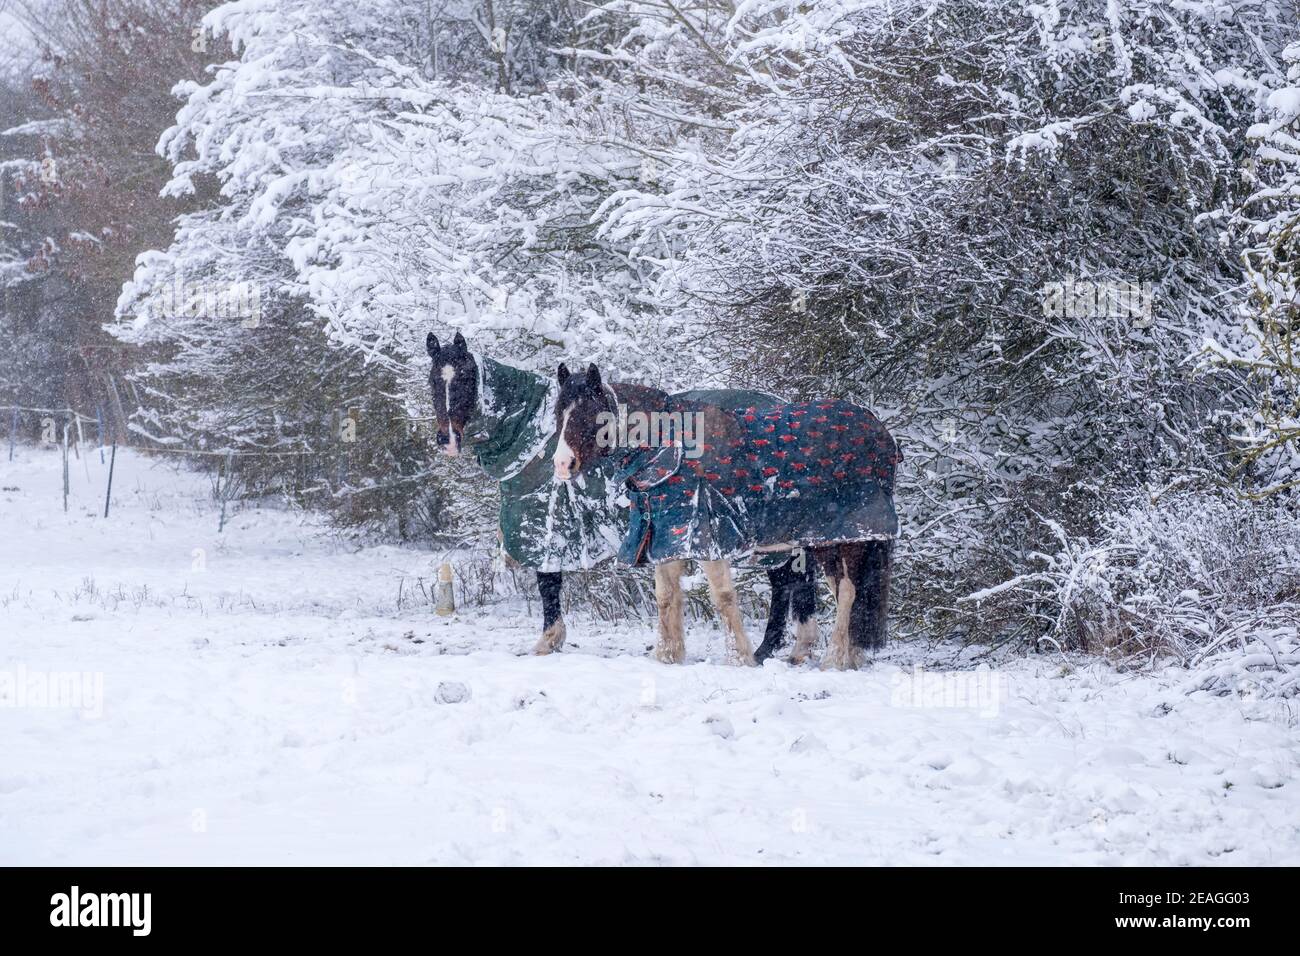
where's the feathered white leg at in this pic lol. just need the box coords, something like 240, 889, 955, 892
823, 561, 864, 670
702, 559, 756, 666
653, 560, 686, 664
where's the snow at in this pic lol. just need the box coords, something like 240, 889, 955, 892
2, 444, 1298, 865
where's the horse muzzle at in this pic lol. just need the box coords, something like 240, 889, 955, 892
553, 452, 578, 481
437, 426, 463, 457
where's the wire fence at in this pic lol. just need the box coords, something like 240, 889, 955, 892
2, 401, 437, 524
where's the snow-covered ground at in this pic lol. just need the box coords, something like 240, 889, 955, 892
2, 444, 1297, 865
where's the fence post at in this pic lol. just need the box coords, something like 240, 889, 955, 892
106, 375, 127, 445
7, 406, 17, 462
103, 442, 117, 518
61, 423, 70, 513
218, 450, 234, 533
75, 413, 90, 482
435, 562, 455, 616
96, 405, 105, 464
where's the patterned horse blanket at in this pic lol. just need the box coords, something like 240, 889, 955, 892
465, 358, 781, 572
614, 398, 901, 566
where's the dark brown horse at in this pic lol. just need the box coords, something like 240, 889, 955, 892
550, 362, 899, 669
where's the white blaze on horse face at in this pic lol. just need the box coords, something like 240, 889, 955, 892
440, 365, 459, 456
553, 405, 576, 480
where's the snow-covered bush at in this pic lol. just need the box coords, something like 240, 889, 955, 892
962, 488, 1300, 696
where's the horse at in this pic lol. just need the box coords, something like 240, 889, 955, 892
551, 362, 900, 669
426, 331, 816, 661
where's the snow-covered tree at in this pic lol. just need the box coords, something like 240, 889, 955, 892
1214, 39, 1300, 496
115, 0, 695, 397
1, 0, 220, 424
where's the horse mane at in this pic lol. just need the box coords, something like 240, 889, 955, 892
608, 382, 669, 411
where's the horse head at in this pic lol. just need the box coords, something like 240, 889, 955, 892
426, 330, 478, 457
553, 362, 617, 481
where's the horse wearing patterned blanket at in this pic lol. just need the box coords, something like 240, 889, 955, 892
552, 364, 901, 670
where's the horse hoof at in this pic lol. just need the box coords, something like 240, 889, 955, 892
654, 644, 685, 665
532, 621, 566, 655
821, 646, 865, 671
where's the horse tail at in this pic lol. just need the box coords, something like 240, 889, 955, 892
851, 539, 893, 651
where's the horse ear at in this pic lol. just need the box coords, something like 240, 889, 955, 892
426, 333, 440, 359
585, 364, 601, 388
557, 363, 570, 385
453, 331, 467, 349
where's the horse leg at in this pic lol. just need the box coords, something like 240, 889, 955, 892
788, 552, 819, 665
532, 570, 566, 654
816, 544, 866, 670
849, 539, 893, 653
653, 560, 687, 664
707, 561, 759, 665
702, 559, 757, 666
754, 561, 794, 663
